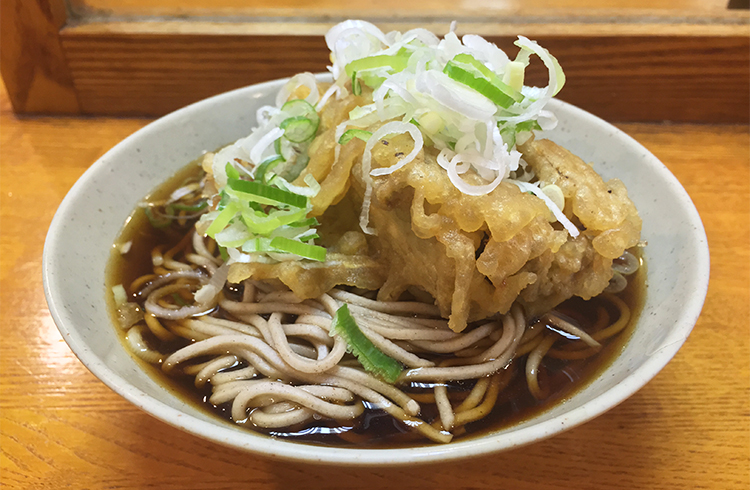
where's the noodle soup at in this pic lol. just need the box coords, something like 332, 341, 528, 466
107, 161, 644, 447
106, 20, 645, 446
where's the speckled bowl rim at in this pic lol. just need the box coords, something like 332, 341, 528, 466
43, 76, 710, 466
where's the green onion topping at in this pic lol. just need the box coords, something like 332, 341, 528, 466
329, 304, 402, 383
443, 56, 522, 109
269, 236, 326, 262
280, 116, 318, 143
338, 129, 372, 145
227, 178, 307, 208
344, 51, 410, 79
225, 162, 240, 181
351, 70, 362, 96
253, 155, 284, 183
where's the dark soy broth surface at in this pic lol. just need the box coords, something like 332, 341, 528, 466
107, 162, 646, 448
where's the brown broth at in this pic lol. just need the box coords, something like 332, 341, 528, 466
106, 161, 646, 448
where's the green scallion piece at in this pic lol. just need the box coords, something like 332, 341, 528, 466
329, 304, 403, 383
273, 138, 285, 160
344, 51, 410, 78
269, 236, 326, 262
280, 116, 318, 143
498, 120, 542, 148
351, 70, 361, 96
241, 237, 273, 253
514, 120, 542, 132
338, 129, 372, 145
225, 162, 240, 181
241, 206, 308, 235
204, 201, 239, 237
281, 98, 318, 120
217, 190, 230, 211
254, 155, 284, 183
444, 61, 518, 109
453, 54, 524, 104
227, 178, 307, 208
219, 246, 229, 261
288, 217, 319, 228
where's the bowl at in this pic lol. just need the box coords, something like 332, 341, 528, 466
43, 75, 710, 465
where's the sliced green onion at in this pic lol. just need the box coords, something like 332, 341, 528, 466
444, 60, 519, 109
241, 237, 273, 253
498, 120, 542, 148
288, 217, 319, 228
254, 155, 284, 183
351, 70, 362, 96
214, 220, 251, 248
219, 246, 229, 261
225, 162, 240, 181
280, 116, 318, 143
204, 201, 239, 238
227, 178, 307, 208
452, 53, 506, 85
416, 111, 444, 134
273, 138, 285, 160
280, 100, 320, 142
499, 126, 516, 148
344, 51, 409, 79
338, 129, 372, 145
453, 53, 524, 103
241, 206, 308, 235
329, 304, 402, 383
217, 190, 230, 211
514, 120, 542, 132
502, 60, 526, 92
269, 236, 326, 262
144, 207, 171, 229
281, 98, 318, 120
299, 233, 319, 242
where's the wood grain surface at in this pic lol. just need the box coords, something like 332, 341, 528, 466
57, 31, 750, 124
0, 80, 748, 488
0, 0, 80, 114
67, 0, 727, 15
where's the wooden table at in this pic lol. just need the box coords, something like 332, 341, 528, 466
1, 78, 748, 489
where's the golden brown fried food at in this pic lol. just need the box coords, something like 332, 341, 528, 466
228, 93, 641, 332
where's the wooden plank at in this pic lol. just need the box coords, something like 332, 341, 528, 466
59, 28, 749, 122
0, 0, 80, 113
66, 0, 740, 18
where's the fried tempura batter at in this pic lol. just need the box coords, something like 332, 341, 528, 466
228, 93, 641, 332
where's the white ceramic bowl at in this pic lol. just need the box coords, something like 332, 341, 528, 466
43, 76, 709, 465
